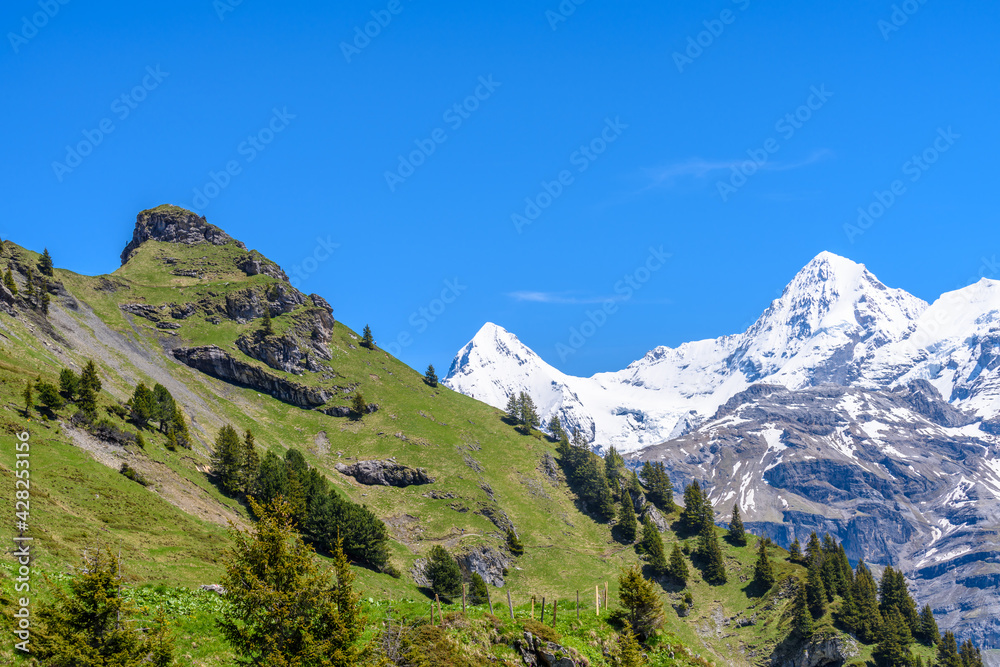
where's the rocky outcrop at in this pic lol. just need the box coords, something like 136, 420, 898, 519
456, 545, 512, 587
0, 283, 16, 316
770, 633, 859, 667
335, 459, 434, 487
320, 403, 379, 418
235, 306, 335, 374
121, 206, 245, 264
642, 504, 669, 533
120, 303, 164, 322
199, 584, 226, 596
236, 251, 288, 281
172, 346, 330, 408
225, 284, 305, 322
515, 633, 585, 667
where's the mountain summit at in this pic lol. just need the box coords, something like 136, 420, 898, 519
120, 204, 245, 265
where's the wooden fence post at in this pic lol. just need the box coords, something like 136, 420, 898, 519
462, 584, 466, 615
436, 594, 442, 625
604, 582, 608, 611
552, 599, 557, 626
540, 596, 546, 623
595, 585, 600, 615
487, 589, 494, 615
507, 590, 514, 619
531, 596, 535, 620
576, 590, 580, 621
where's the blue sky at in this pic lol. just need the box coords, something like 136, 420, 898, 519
2, 0, 998, 376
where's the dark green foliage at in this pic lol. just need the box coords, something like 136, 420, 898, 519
618, 565, 665, 639
505, 391, 539, 434
129, 382, 155, 428
753, 538, 775, 591
360, 324, 374, 349
506, 529, 524, 557
41, 289, 50, 315
604, 446, 626, 496
557, 429, 615, 520
937, 632, 962, 667
872, 607, 913, 667
78, 360, 101, 415
805, 532, 822, 565
547, 414, 565, 441
789, 538, 803, 563
639, 516, 667, 576
59, 368, 79, 400
38, 248, 54, 276
698, 523, 727, 585
423, 364, 438, 387
80, 359, 102, 394
240, 430, 261, 496
211, 424, 245, 496
959, 639, 984, 667
847, 560, 883, 643
261, 305, 273, 336
791, 580, 813, 639
667, 543, 688, 585
879, 566, 920, 636
727, 504, 747, 546
3, 267, 16, 294
35, 379, 63, 414
617, 494, 638, 544
617, 630, 645, 667
917, 604, 939, 646
680, 481, 710, 536
350, 391, 367, 420
119, 462, 149, 486
806, 556, 826, 619
640, 461, 675, 513
468, 573, 490, 606
427, 545, 462, 600
34, 544, 173, 667
219, 499, 365, 667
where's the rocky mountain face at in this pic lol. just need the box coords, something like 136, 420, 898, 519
120, 205, 245, 264
445, 251, 1000, 647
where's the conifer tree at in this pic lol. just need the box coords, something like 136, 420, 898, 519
618, 565, 665, 638
727, 504, 747, 546
617, 630, 644, 667
618, 493, 638, 543
639, 516, 667, 576
350, 392, 367, 420
789, 538, 803, 563
468, 572, 490, 605
35, 544, 173, 667
171, 403, 191, 448
58, 368, 79, 400
937, 632, 962, 667
360, 324, 374, 349
426, 545, 462, 600
212, 424, 244, 495
241, 429, 261, 497
38, 248, 54, 276
917, 604, 939, 646
3, 266, 16, 294
879, 567, 920, 636
261, 305, 273, 336
516, 391, 539, 433
548, 414, 565, 441
640, 460, 675, 513
699, 523, 727, 585
36, 380, 63, 415
80, 359, 102, 395
805, 532, 823, 566
604, 446, 625, 496
504, 392, 519, 423
872, 607, 913, 667
959, 639, 983, 667
129, 383, 155, 428
25, 266, 34, 298
791, 581, 813, 639
851, 560, 883, 644
40, 290, 50, 315
680, 481, 707, 536
753, 538, 775, 591
506, 529, 524, 557
423, 364, 438, 387
806, 556, 826, 619
576, 450, 616, 520
668, 543, 688, 585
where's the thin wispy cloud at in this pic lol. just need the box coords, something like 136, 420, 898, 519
643, 149, 834, 190
507, 291, 628, 305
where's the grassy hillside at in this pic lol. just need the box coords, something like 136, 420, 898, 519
0, 217, 878, 666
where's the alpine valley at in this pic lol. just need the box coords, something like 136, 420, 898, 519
446, 251, 1000, 650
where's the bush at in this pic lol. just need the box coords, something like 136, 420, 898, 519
119, 463, 149, 487
105, 403, 128, 420
521, 619, 560, 644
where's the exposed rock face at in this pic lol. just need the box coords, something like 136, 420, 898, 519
236, 251, 288, 281
199, 584, 227, 596
335, 460, 434, 487
320, 403, 379, 418
515, 633, 585, 667
643, 504, 669, 533
121, 206, 245, 264
172, 346, 330, 407
455, 545, 512, 587
0, 283, 16, 316
770, 633, 860, 667
225, 284, 305, 323
235, 304, 335, 374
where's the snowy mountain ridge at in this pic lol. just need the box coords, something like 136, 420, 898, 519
445, 251, 1000, 452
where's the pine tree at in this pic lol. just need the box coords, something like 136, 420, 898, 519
618, 565, 665, 638
80, 359, 102, 395
789, 538, 803, 563
872, 607, 913, 667
504, 392, 519, 423
468, 572, 490, 605
680, 481, 707, 536
129, 382, 155, 428
879, 567, 920, 636
212, 424, 244, 495
58, 368, 79, 400
218, 498, 365, 667
3, 267, 16, 294
350, 392, 367, 420
617, 630, 645, 667
261, 305, 273, 336
171, 403, 191, 448
35, 380, 63, 415
360, 324, 374, 349
640, 461, 675, 513
805, 532, 823, 566
40, 290, 50, 315
35, 544, 173, 667
806, 556, 826, 619
38, 248, 54, 276
605, 446, 625, 496
516, 391, 539, 433
791, 581, 813, 639
937, 632, 962, 667
667, 543, 689, 585
618, 494, 638, 544
241, 429, 261, 497
506, 529, 524, 557
575, 450, 616, 520
426, 545, 462, 600
852, 560, 883, 644
699, 523, 727, 585
423, 364, 438, 387
753, 538, 775, 591
641, 517, 668, 576
727, 504, 747, 546
918, 604, 939, 646
548, 414, 565, 441
959, 639, 983, 667
22, 380, 32, 416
